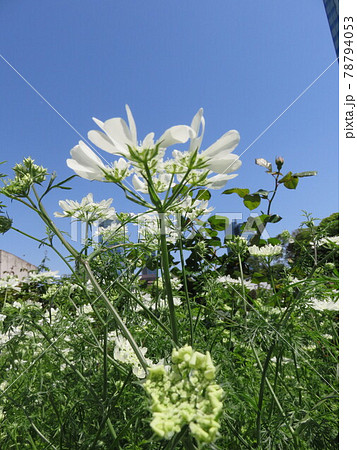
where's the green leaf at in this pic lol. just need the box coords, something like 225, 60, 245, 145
265, 214, 282, 224
222, 188, 250, 198
206, 238, 221, 247
203, 227, 218, 238
251, 272, 268, 284
208, 215, 229, 231
279, 172, 299, 189
243, 194, 261, 210
268, 237, 281, 245
195, 189, 211, 201
254, 189, 269, 199
293, 171, 318, 178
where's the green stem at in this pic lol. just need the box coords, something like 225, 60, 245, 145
238, 254, 247, 326
251, 345, 299, 448
179, 236, 193, 346
267, 175, 279, 216
103, 321, 108, 402
159, 221, 179, 345
83, 260, 148, 371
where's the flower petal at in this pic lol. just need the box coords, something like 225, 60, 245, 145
125, 105, 137, 146
201, 130, 240, 158
142, 132, 155, 149
88, 130, 122, 154
67, 142, 105, 180
206, 173, 237, 190
158, 125, 195, 148
132, 174, 148, 193
104, 117, 134, 148
207, 154, 242, 174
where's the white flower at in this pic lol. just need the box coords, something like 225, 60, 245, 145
25, 271, 60, 282
67, 141, 107, 181
0, 314, 7, 322
255, 158, 272, 171
189, 108, 241, 174
316, 236, 339, 247
309, 298, 339, 311
0, 277, 21, 291
216, 275, 240, 284
54, 193, 116, 223
248, 244, 282, 257
93, 221, 128, 242
134, 293, 153, 312
88, 104, 195, 160
113, 335, 151, 379
171, 196, 214, 220
67, 106, 242, 193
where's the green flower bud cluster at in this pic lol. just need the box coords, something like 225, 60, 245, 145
226, 235, 248, 256
0, 215, 12, 234
1, 158, 48, 197
143, 345, 224, 445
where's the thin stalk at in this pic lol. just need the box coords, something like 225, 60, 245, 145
252, 341, 276, 448
83, 261, 148, 371
178, 236, 193, 346
31, 186, 79, 257
159, 222, 179, 345
251, 345, 299, 449
267, 175, 279, 216
103, 321, 108, 402
238, 253, 247, 326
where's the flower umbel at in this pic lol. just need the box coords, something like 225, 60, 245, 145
248, 244, 282, 258
67, 106, 242, 198
144, 345, 223, 444
54, 193, 116, 224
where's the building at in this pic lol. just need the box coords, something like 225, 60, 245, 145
0, 249, 37, 279
322, 0, 339, 58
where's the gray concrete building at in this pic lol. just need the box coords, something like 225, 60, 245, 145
0, 249, 37, 279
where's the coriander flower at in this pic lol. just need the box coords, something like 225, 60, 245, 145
248, 244, 282, 258
54, 193, 116, 223
144, 345, 223, 444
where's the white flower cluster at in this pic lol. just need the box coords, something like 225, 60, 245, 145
54, 193, 116, 223
134, 293, 181, 312
0, 272, 60, 292
25, 271, 60, 282
316, 236, 339, 247
248, 244, 282, 258
308, 298, 339, 312
67, 106, 242, 193
215, 276, 271, 291
0, 277, 21, 291
93, 221, 128, 242
113, 335, 151, 379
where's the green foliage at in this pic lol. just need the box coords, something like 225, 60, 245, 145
0, 156, 337, 449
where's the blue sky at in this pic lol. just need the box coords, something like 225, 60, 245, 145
0, 0, 338, 274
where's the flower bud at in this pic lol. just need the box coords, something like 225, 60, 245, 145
275, 156, 284, 170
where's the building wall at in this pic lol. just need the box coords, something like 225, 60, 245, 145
323, 0, 339, 57
0, 250, 37, 279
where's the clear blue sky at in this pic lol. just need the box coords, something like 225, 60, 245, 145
0, 0, 338, 274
